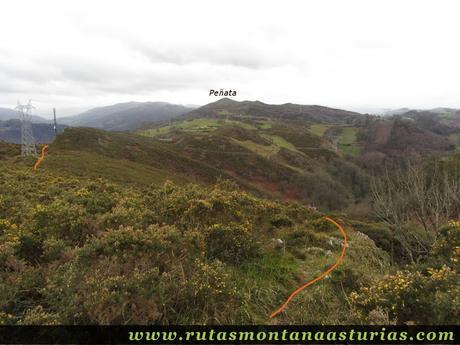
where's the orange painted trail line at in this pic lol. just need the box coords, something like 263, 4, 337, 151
33, 144, 49, 170
269, 216, 348, 319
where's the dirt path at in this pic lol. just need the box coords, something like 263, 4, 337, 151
269, 216, 348, 318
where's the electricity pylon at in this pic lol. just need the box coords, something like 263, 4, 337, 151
15, 100, 37, 156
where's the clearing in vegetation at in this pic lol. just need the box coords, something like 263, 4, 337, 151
338, 126, 361, 156
262, 134, 298, 152
138, 118, 256, 137
309, 124, 331, 137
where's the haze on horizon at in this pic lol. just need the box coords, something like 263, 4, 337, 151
0, 0, 459, 118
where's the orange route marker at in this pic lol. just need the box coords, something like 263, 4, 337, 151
269, 216, 348, 319
33, 144, 49, 170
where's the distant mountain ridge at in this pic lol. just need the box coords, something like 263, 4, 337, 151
0, 107, 16, 121
383, 107, 460, 116
0, 119, 67, 144
0, 107, 49, 123
184, 98, 363, 124
60, 101, 193, 131
396, 109, 460, 131
2, 98, 459, 154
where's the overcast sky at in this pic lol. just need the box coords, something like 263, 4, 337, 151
1, 0, 459, 118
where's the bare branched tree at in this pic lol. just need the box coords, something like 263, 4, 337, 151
371, 157, 460, 263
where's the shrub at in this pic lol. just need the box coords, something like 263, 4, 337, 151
17, 305, 59, 325
43, 225, 192, 324
431, 220, 460, 270
351, 221, 394, 254
41, 237, 66, 263
350, 220, 460, 324
306, 217, 336, 232
31, 201, 91, 245
0, 220, 20, 266
205, 223, 259, 264
330, 266, 363, 293
269, 214, 293, 227
69, 180, 119, 214
350, 266, 459, 324
158, 258, 240, 323
17, 234, 43, 265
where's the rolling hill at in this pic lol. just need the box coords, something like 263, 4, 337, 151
0, 107, 17, 121
136, 100, 374, 210
0, 107, 49, 123
354, 117, 455, 170
398, 109, 460, 131
140, 99, 458, 174
30, 125, 364, 211
60, 102, 193, 131
183, 98, 363, 124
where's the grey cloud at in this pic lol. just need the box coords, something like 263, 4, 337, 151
0, 50, 254, 100
132, 45, 271, 69
117, 32, 290, 70
1, 0, 460, 112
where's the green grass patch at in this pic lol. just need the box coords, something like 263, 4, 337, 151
439, 112, 457, 119
137, 126, 172, 137
338, 127, 361, 156
138, 118, 257, 137
259, 121, 273, 130
280, 163, 305, 174
449, 133, 460, 145
309, 124, 330, 137
232, 139, 279, 158
179, 118, 222, 130
338, 144, 361, 156
339, 127, 358, 145
262, 134, 298, 152
241, 252, 300, 283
